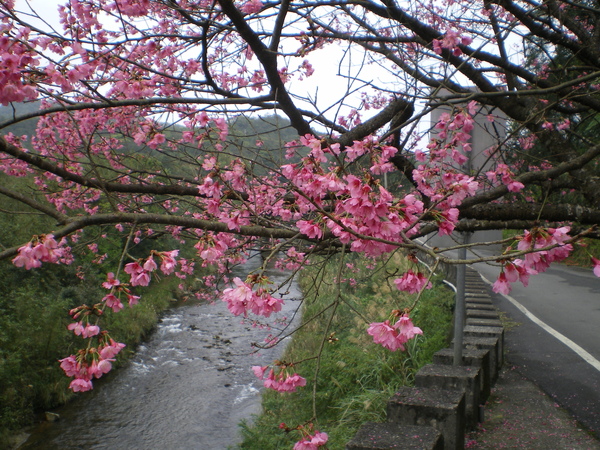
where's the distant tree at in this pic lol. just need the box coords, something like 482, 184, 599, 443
1, 0, 600, 445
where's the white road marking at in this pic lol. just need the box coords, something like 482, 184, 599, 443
478, 273, 600, 373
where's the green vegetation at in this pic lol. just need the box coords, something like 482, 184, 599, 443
0, 108, 303, 444
0, 108, 302, 445
238, 252, 454, 449
0, 240, 184, 445
0, 106, 456, 447
561, 238, 600, 268
0, 265, 178, 440
0, 223, 192, 443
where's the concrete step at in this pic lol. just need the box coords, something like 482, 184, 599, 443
346, 422, 443, 450
463, 326, 504, 377
433, 347, 492, 402
415, 364, 482, 430
466, 309, 499, 320
464, 288, 488, 296
466, 318, 503, 328
460, 336, 502, 382
465, 292, 492, 302
387, 386, 465, 450
465, 302, 496, 311
465, 282, 488, 289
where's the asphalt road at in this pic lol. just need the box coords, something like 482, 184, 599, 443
471, 259, 600, 437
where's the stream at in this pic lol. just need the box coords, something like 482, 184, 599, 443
21, 254, 302, 449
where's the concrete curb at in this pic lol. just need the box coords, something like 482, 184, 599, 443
346, 268, 503, 450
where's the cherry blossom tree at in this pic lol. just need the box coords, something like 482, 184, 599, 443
1, 0, 600, 445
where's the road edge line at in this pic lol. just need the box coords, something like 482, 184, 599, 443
478, 272, 600, 373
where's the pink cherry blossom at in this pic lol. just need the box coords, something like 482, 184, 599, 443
12, 243, 41, 269
99, 340, 126, 360
251, 290, 284, 317
221, 277, 254, 315
503, 263, 519, 283
59, 356, 80, 377
69, 378, 93, 392
103, 293, 124, 312
143, 256, 158, 272
221, 277, 285, 318
276, 373, 307, 392
159, 250, 179, 274
12, 235, 71, 269
492, 271, 511, 295
507, 180, 525, 192
367, 320, 405, 351
294, 431, 329, 450
127, 293, 140, 306
592, 258, 600, 277
254, 366, 307, 393
124, 261, 151, 286
82, 324, 100, 338
96, 359, 113, 375
297, 220, 323, 239
102, 272, 121, 289
68, 321, 100, 338
252, 365, 268, 378
67, 321, 85, 336
394, 270, 432, 294
124, 261, 143, 276
368, 314, 423, 351
394, 315, 423, 342
262, 369, 280, 390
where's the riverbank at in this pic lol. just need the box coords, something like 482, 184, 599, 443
1, 275, 182, 449
238, 253, 455, 449
12, 254, 302, 449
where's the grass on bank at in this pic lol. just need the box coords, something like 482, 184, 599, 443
238, 251, 454, 449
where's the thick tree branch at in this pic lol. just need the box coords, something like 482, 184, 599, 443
459, 144, 600, 209
461, 203, 600, 225
0, 211, 327, 261
0, 136, 204, 197
0, 184, 68, 223
216, 0, 314, 137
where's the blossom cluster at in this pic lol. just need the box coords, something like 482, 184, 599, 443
12, 234, 72, 269
123, 250, 180, 286
252, 365, 307, 392
367, 314, 423, 351
394, 270, 432, 294
0, 25, 39, 106
101, 272, 141, 312
293, 431, 329, 450
592, 257, 600, 277
432, 29, 473, 56
493, 227, 574, 294
221, 276, 284, 318
282, 134, 446, 256
486, 163, 525, 193
59, 339, 126, 392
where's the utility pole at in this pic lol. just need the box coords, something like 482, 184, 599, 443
453, 231, 470, 366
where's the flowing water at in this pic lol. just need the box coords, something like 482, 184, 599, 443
21, 255, 302, 449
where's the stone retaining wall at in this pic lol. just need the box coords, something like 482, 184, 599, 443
346, 268, 503, 450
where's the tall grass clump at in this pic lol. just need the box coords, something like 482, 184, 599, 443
238, 251, 454, 449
